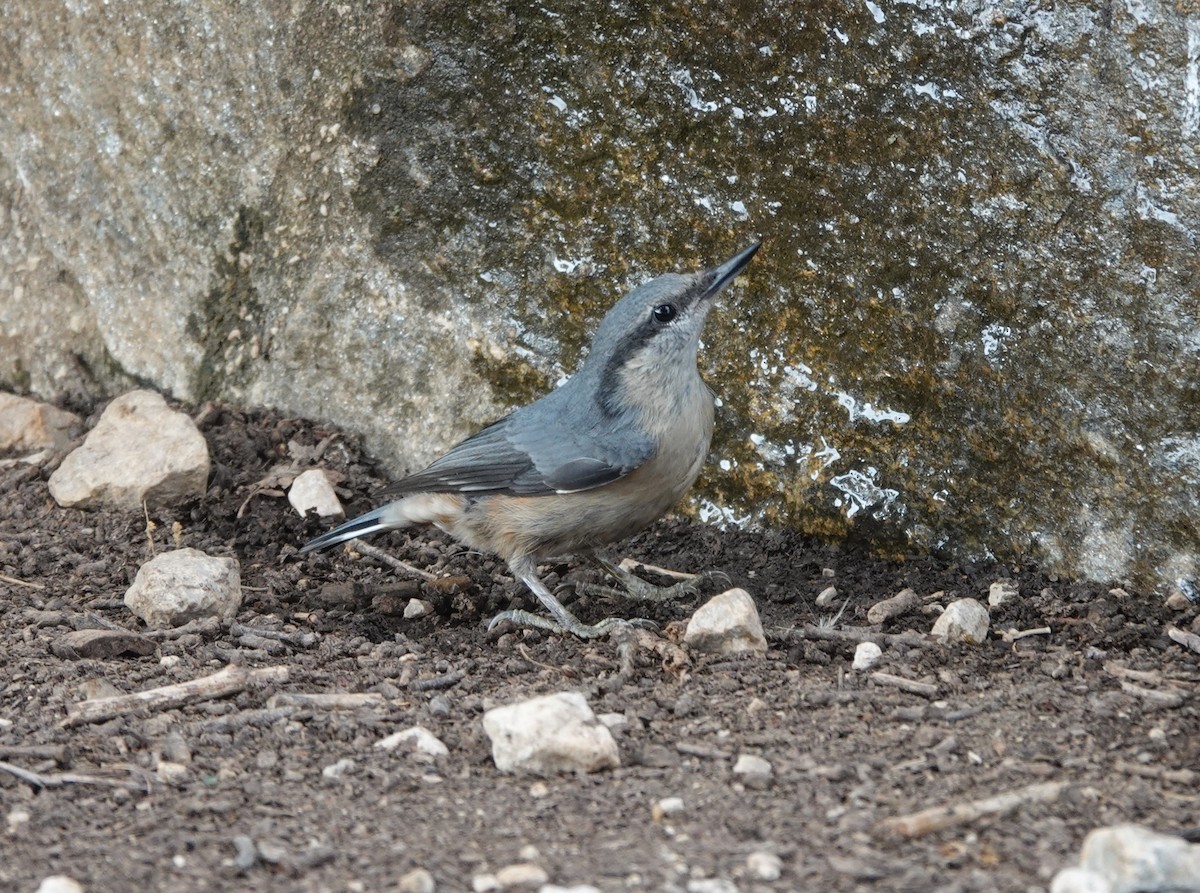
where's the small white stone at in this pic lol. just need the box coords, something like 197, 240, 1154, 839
376, 725, 449, 757
815, 585, 839, 606
686, 880, 738, 893
159, 654, 181, 668
48, 390, 209, 509
733, 753, 773, 788
123, 548, 241, 628
155, 760, 189, 784
930, 598, 990, 643
596, 712, 627, 729
494, 862, 549, 888
653, 796, 686, 820
35, 878, 85, 893
988, 580, 1019, 607
472, 873, 500, 893
6, 807, 30, 833
321, 757, 356, 779
287, 468, 344, 518
1049, 867, 1112, 893
852, 641, 883, 671
1080, 823, 1200, 892
397, 868, 436, 893
482, 691, 619, 775
539, 886, 602, 893
746, 850, 783, 881
684, 588, 767, 656
403, 598, 435, 619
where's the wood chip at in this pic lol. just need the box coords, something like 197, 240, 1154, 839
878, 780, 1069, 838
1167, 626, 1200, 655
62, 664, 289, 728
870, 671, 939, 697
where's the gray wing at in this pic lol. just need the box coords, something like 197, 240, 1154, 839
382, 409, 654, 498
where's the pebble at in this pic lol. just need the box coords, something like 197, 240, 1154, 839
1079, 823, 1200, 892
683, 588, 767, 656
397, 867, 436, 893
815, 585, 839, 607
930, 598, 990, 643
686, 880, 738, 893
482, 691, 619, 775
155, 760, 189, 784
35, 877, 85, 893
866, 587, 919, 624
404, 598, 435, 619
1165, 590, 1192, 611
123, 548, 242, 628
321, 757, 356, 779
232, 835, 258, 871
732, 753, 773, 789
852, 641, 883, 671
472, 874, 500, 893
50, 628, 156, 660
48, 389, 209, 509
746, 850, 784, 881
1050, 867, 1112, 893
539, 887, 601, 893
0, 392, 80, 454
988, 580, 1019, 607
287, 468, 344, 518
652, 796, 686, 820
376, 725, 449, 757
494, 862, 548, 888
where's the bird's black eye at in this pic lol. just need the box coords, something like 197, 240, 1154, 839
652, 303, 678, 323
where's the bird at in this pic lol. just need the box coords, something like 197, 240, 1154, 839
300, 240, 761, 637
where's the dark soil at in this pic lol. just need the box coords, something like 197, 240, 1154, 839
2, 402, 1198, 892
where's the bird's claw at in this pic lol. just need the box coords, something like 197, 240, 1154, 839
487, 609, 657, 639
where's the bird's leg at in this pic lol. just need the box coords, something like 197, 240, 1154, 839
578, 554, 723, 604
487, 557, 657, 639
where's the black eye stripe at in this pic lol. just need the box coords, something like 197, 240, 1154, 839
652, 303, 678, 323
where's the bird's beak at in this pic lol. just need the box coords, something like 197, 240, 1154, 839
700, 239, 762, 302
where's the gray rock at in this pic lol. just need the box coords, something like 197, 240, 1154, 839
931, 598, 991, 644
988, 580, 1019, 607
815, 585, 839, 607
1079, 824, 1200, 893
684, 589, 767, 656
123, 548, 241, 628
0, 392, 80, 454
48, 390, 209, 510
1050, 868, 1112, 893
852, 641, 883, 671
403, 598, 435, 620
493, 863, 549, 889
482, 691, 619, 775
4, 2, 1199, 595
732, 753, 773, 789
746, 851, 784, 882
287, 468, 344, 518
397, 868, 436, 893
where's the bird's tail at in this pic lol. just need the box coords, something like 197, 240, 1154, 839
298, 503, 411, 555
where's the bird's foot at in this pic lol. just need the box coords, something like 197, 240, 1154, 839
487, 608, 657, 640
582, 558, 727, 604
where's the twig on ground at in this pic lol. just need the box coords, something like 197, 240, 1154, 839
229, 621, 318, 649
140, 617, 223, 639
62, 664, 289, 728
349, 539, 438, 582
1115, 760, 1197, 785
0, 760, 150, 792
0, 572, 46, 591
676, 742, 733, 760
189, 705, 302, 735
878, 780, 1070, 838
0, 744, 70, 764
772, 625, 937, 649
870, 672, 939, 698
409, 669, 466, 692
266, 692, 386, 710
1000, 626, 1052, 642
617, 558, 698, 581
1118, 680, 1185, 708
